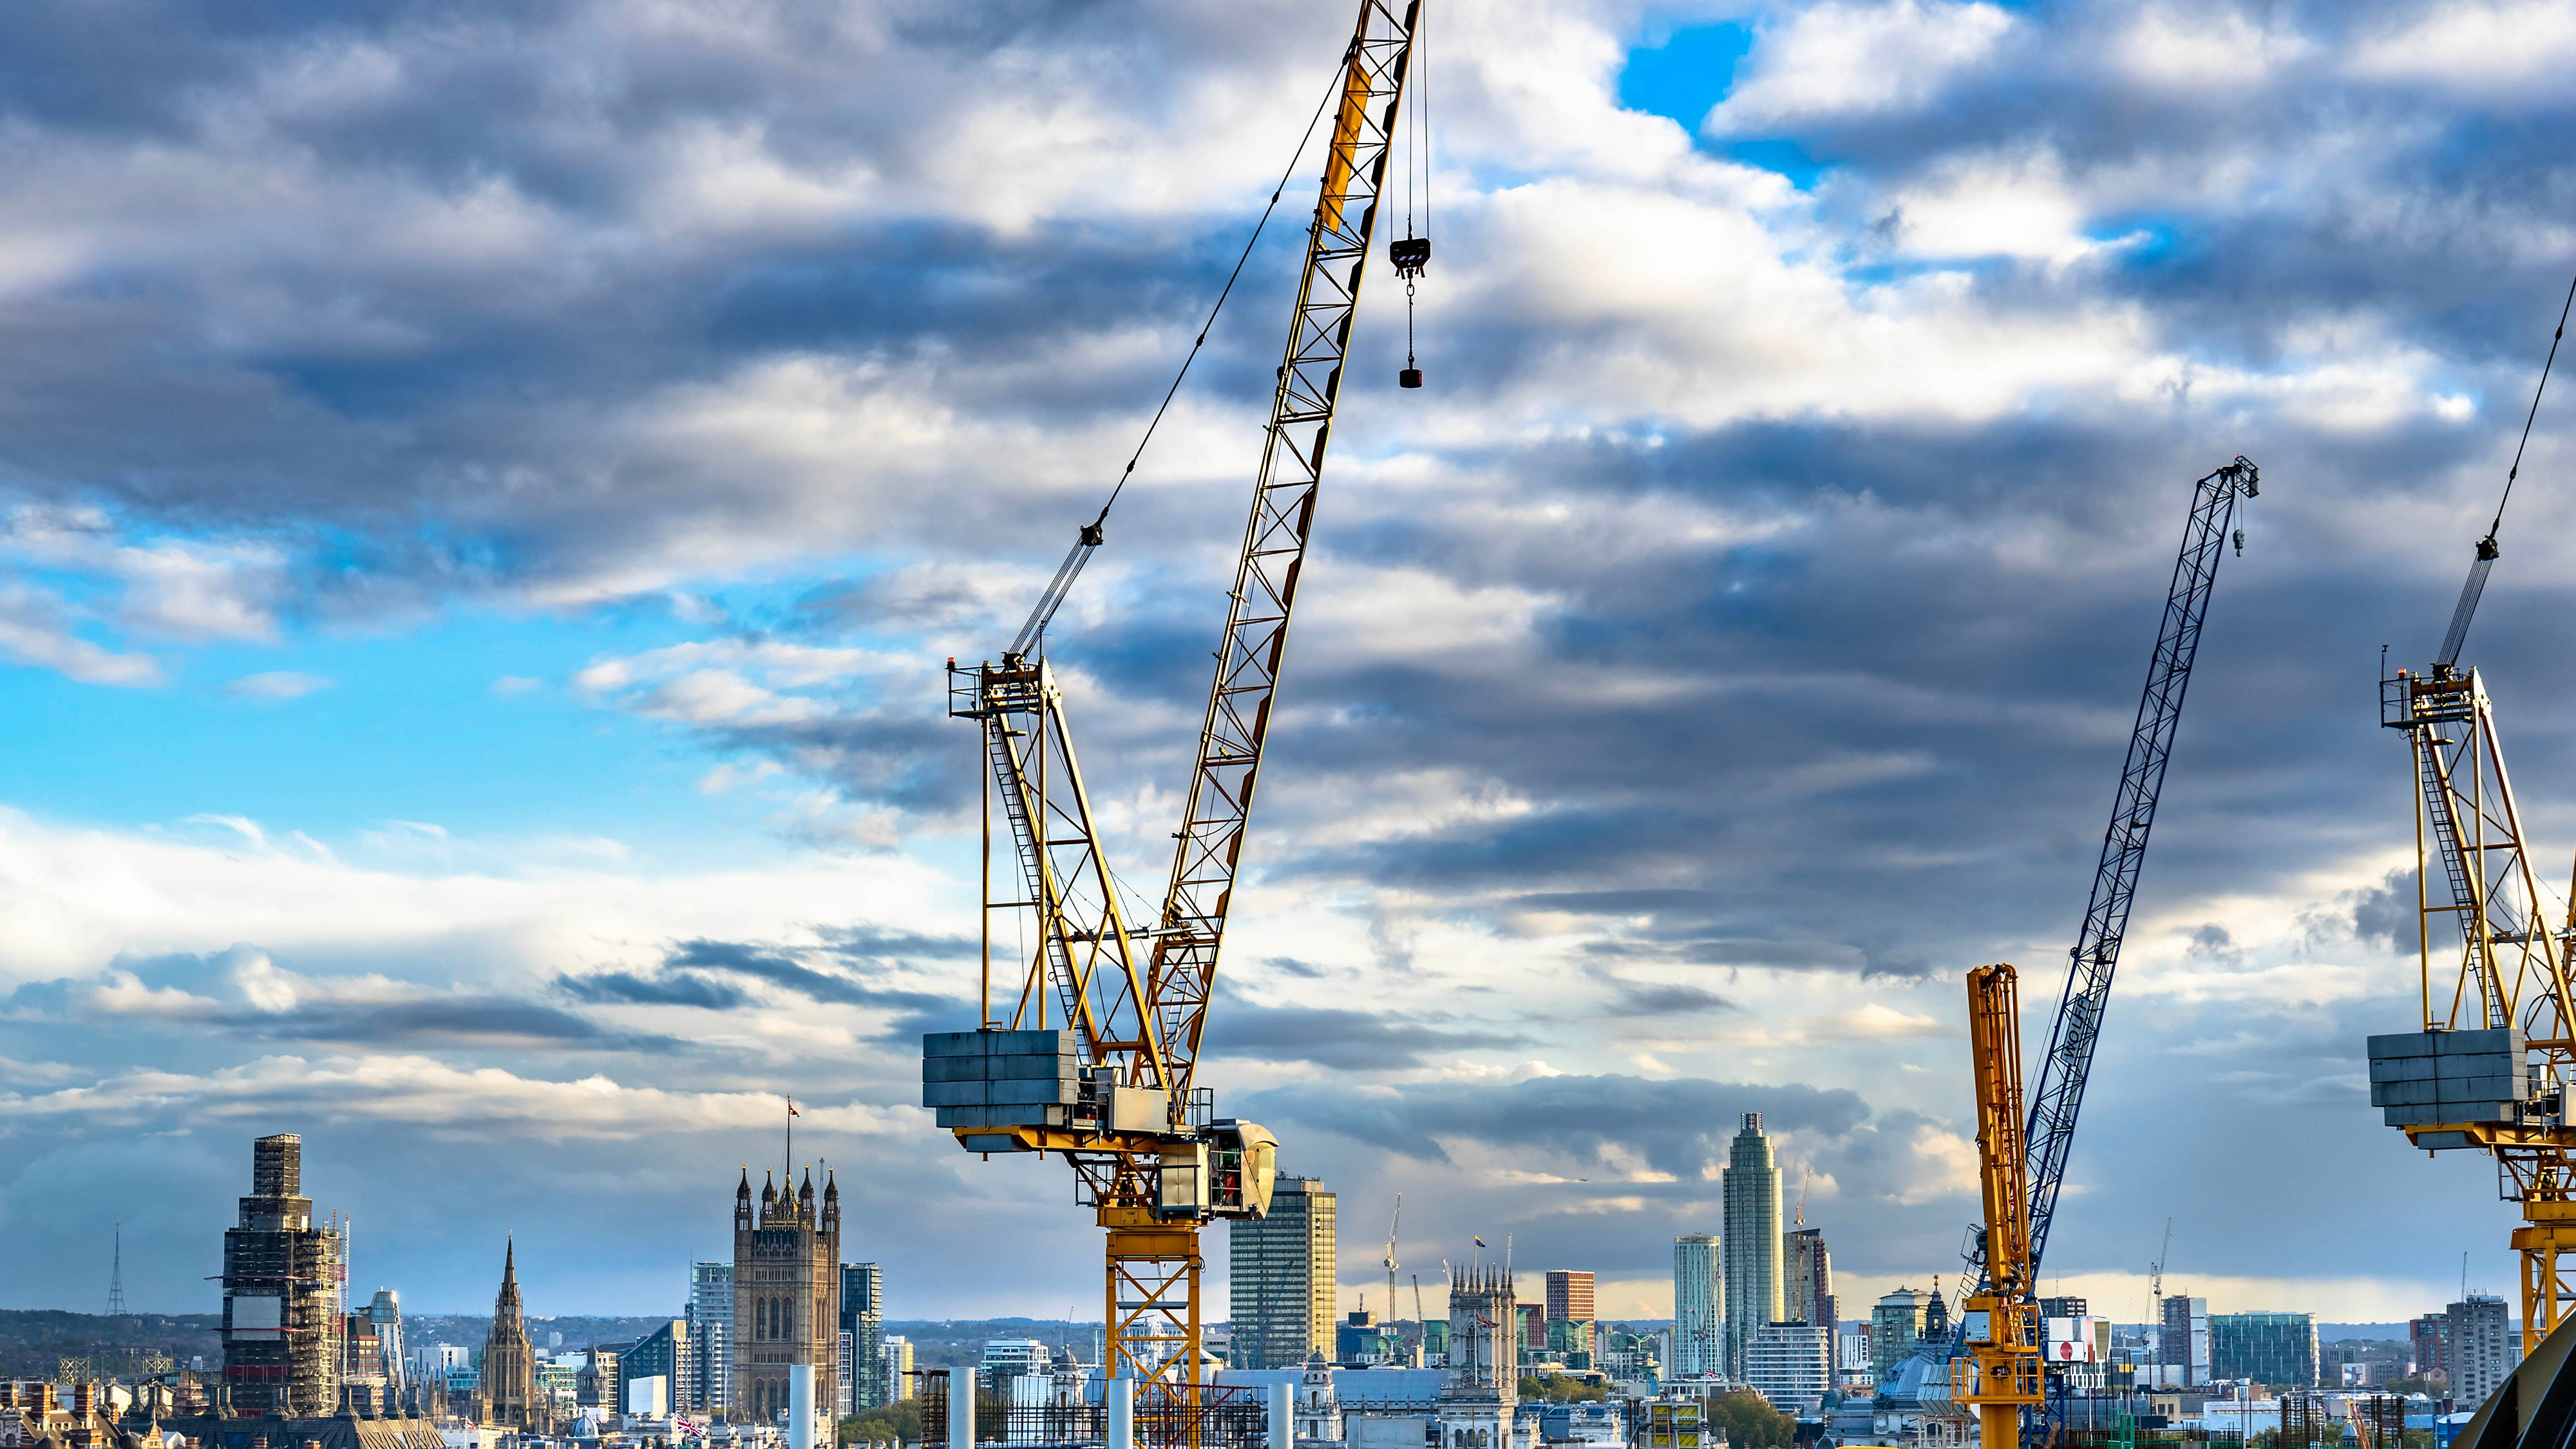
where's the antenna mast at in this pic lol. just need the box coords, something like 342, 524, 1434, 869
108, 1222, 126, 1316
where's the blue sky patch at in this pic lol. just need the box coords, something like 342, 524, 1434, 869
1618, 22, 1752, 133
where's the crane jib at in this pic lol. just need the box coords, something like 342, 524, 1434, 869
2022, 457, 2258, 1277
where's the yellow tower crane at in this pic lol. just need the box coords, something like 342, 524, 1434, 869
922, 0, 1430, 1430
1960, 964, 2044, 1448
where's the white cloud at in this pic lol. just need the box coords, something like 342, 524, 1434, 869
1707, 0, 2015, 131
0, 1052, 914, 1141
2351, 1, 2576, 92
224, 670, 332, 701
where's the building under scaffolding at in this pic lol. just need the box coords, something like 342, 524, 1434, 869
221, 1133, 343, 1418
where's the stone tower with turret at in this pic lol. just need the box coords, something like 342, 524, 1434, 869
732, 1167, 842, 1423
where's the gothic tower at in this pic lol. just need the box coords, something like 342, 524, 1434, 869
732, 1167, 842, 1423
478, 1239, 547, 1434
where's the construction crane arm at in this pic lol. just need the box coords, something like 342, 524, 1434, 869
1147, 0, 1424, 1103
1962, 964, 2042, 1448
2023, 457, 2259, 1275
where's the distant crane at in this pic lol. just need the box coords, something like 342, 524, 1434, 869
1383, 1194, 1403, 1335
1794, 1164, 1810, 1227
2148, 1215, 2172, 1385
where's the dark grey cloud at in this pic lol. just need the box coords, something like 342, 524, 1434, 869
1, 963, 676, 1052
1245, 1073, 1873, 1177
553, 933, 967, 1032
1201, 983, 1510, 1071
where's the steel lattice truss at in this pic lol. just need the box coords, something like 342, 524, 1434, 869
2023, 457, 2258, 1274
1146, 0, 1421, 1103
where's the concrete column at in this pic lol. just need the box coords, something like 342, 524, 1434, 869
791, 1365, 815, 1449
1108, 1378, 1133, 1449
1267, 1383, 1292, 1449
949, 1371, 975, 1449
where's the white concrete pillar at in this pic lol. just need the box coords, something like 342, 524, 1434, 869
1108, 1378, 1133, 1449
791, 1365, 815, 1449
949, 1372, 975, 1449
1267, 1383, 1291, 1449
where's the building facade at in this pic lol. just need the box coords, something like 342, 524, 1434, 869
1744, 1323, 1832, 1414
690, 1261, 734, 1413
1672, 1236, 1723, 1378
1783, 1229, 1832, 1329
842, 1262, 885, 1412
621, 1320, 690, 1418
2210, 1312, 2318, 1388
1721, 1115, 1783, 1377
220, 1135, 343, 1418
2411, 1313, 2450, 1387
1545, 1272, 1595, 1336
2447, 1295, 2518, 1406
1227, 1175, 1338, 1370
883, 1336, 914, 1399
2160, 1296, 2211, 1387
733, 1168, 843, 1425
477, 1241, 553, 1434
1870, 1289, 1927, 1382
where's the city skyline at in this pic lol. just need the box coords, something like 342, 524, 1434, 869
0, 0, 2566, 1327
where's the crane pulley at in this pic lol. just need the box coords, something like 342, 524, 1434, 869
925, 0, 1430, 1412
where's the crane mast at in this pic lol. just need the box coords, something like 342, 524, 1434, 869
2024, 458, 2260, 1274
1961, 963, 2043, 1449
2371, 663, 2576, 1353
929, 0, 1426, 1417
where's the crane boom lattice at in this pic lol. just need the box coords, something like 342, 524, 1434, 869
2025, 457, 2259, 1274
928, 0, 1427, 1416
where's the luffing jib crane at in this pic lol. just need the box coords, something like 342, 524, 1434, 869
2023, 457, 2260, 1276
2364, 273, 2576, 1359
921, 0, 1429, 1421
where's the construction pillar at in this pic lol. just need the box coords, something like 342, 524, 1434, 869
1267, 1383, 1291, 1449
950, 1369, 974, 1449
1110, 1378, 1134, 1449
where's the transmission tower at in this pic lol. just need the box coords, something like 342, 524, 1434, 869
106, 1222, 126, 1315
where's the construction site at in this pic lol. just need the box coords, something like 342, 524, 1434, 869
0, 9, 2566, 1449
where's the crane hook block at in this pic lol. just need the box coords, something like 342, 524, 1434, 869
1399, 368, 1423, 389
1391, 236, 1430, 278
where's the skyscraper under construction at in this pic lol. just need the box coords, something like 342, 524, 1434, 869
220, 1134, 343, 1417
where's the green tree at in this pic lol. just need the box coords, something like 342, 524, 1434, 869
1703, 1390, 1796, 1449
1515, 1374, 1607, 1405
839, 1399, 923, 1447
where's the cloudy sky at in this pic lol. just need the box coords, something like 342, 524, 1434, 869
3, 0, 2573, 1329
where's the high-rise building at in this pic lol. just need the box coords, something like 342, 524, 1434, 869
220, 1134, 343, 1417
2446, 1295, 2517, 1406
689, 1262, 734, 1412
1226, 1175, 1337, 1369
2161, 1296, 2211, 1386
1784, 1229, 1832, 1329
2210, 1312, 2318, 1388
1518, 1303, 1544, 1352
478, 1240, 553, 1434
366, 1289, 406, 1389
1721, 1114, 1783, 1376
882, 1336, 914, 1400
1672, 1236, 1723, 1378
842, 1263, 886, 1412
1545, 1271, 1596, 1332
2410, 1313, 2450, 1387
1871, 1288, 1927, 1381
1743, 1322, 1832, 1414
621, 1321, 691, 1419
732, 1168, 842, 1425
